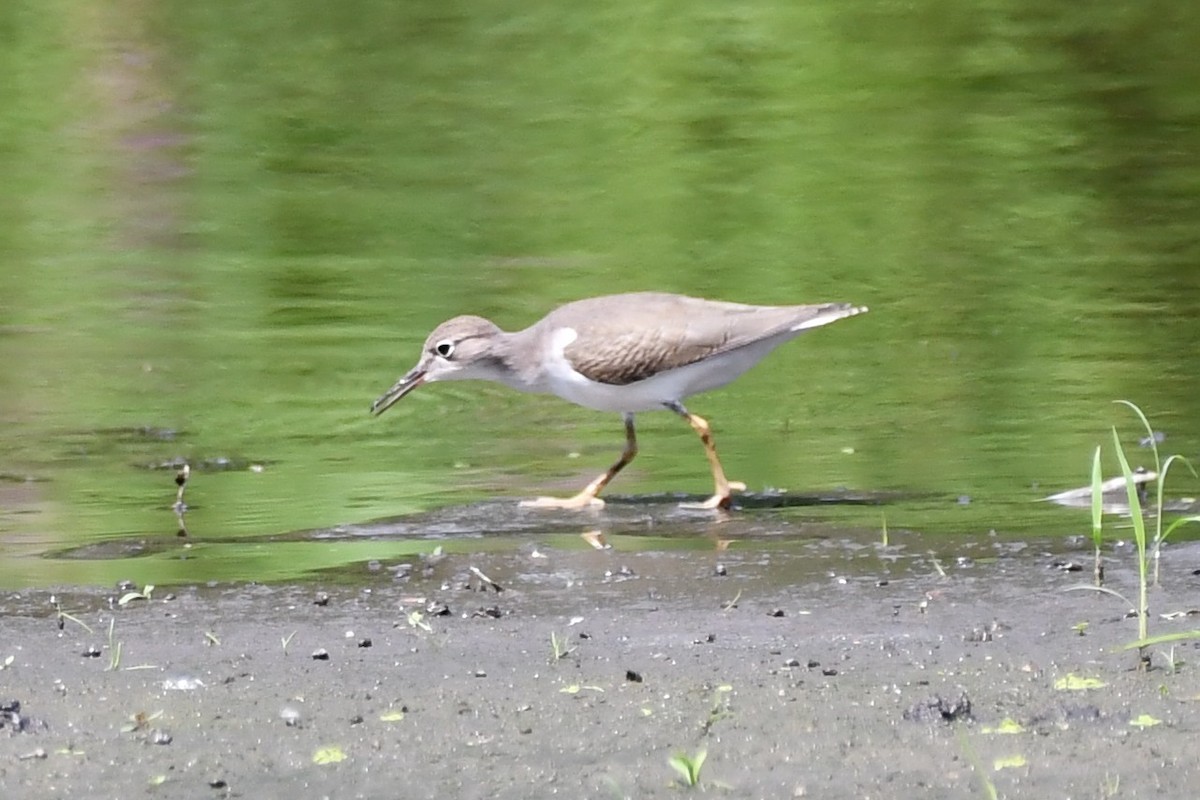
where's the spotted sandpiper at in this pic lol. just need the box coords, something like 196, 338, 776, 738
371, 292, 867, 510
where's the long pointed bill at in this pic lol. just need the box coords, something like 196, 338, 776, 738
370, 367, 426, 416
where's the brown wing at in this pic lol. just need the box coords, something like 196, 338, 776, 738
551, 293, 850, 386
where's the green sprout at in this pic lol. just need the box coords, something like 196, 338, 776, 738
668, 748, 707, 788
550, 632, 575, 662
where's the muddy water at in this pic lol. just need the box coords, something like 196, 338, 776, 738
24, 495, 1139, 594
3, 0, 1200, 589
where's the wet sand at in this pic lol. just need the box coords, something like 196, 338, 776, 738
2, 527, 1199, 798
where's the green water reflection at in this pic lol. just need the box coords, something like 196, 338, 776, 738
2, 0, 1199, 588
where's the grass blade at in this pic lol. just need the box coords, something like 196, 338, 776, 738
1110, 426, 1148, 647
1090, 445, 1103, 586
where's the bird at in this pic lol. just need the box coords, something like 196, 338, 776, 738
371, 292, 867, 510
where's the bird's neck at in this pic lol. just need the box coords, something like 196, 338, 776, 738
456, 330, 539, 395
486, 328, 549, 394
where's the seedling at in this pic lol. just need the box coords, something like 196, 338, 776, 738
955, 730, 998, 800
700, 685, 733, 735
118, 584, 155, 606
51, 597, 94, 635
1154, 645, 1182, 674
668, 748, 707, 788
1112, 427, 1149, 656
1069, 402, 1200, 668
105, 618, 123, 672
550, 632, 575, 662
1115, 401, 1200, 586
1089, 446, 1103, 586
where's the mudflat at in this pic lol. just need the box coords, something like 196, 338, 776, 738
2, 529, 1198, 799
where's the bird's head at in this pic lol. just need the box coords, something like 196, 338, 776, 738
370, 315, 504, 415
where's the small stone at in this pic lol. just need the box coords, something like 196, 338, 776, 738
311, 648, 330, 661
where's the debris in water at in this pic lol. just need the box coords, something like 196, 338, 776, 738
1139, 431, 1165, 447
1044, 468, 1155, 510
469, 566, 503, 593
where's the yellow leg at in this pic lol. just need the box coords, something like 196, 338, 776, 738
668, 402, 746, 510
520, 414, 638, 510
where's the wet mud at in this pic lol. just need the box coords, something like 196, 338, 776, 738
2, 517, 1199, 799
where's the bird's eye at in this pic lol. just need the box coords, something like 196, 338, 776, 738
434, 340, 455, 359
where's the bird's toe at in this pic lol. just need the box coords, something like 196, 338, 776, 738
519, 494, 606, 511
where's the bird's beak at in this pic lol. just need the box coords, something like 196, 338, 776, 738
370, 366, 426, 416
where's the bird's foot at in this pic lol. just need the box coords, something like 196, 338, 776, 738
680, 481, 747, 511
519, 493, 605, 510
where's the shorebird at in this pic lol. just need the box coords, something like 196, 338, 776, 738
371, 292, 866, 509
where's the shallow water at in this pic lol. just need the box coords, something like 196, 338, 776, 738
2, 1, 1200, 588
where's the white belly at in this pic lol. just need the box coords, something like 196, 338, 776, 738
540, 331, 787, 413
